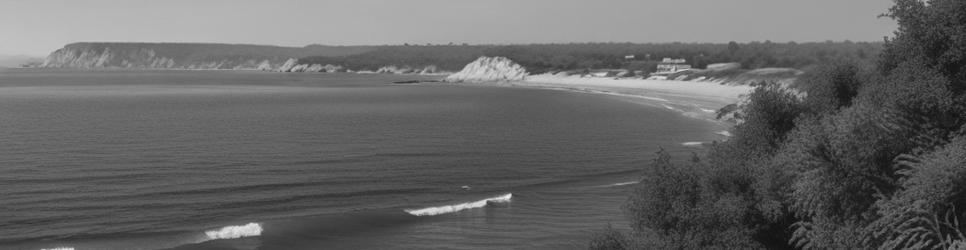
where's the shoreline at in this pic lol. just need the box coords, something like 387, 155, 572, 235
3, 67, 752, 123
524, 74, 752, 107
442, 74, 755, 124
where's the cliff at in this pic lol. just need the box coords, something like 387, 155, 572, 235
41, 43, 373, 70
275, 58, 444, 75
444, 57, 528, 83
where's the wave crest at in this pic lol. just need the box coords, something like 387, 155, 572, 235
405, 193, 512, 216
605, 181, 640, 187
204, 222, 263, 240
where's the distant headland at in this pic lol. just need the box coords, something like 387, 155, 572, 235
38, 42, 373, 70
36, 41, 879, 78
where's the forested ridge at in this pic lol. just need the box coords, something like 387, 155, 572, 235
297, 41, 880, 74
58, 42, 374, 62
48, 40, 878, 73
590, 0, 966, 249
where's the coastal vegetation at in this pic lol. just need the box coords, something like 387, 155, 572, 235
58, 43, 374, 61
297, 41, 880, 74
40, 43, 375, 69
592, 0, 966, 249
43, 40, 878, 75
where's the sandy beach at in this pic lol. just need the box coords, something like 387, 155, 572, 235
464, 74, 756, 123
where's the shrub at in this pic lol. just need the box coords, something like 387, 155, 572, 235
589, 226, 633, 250
797, 61, 867, 113
625, 149, 704, 235
866, 136, 966, 249
623, 149, 765, 249
881, 0, 966, 94
597, 1, 966, 249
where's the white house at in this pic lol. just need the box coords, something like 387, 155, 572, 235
655, 58, 691, 73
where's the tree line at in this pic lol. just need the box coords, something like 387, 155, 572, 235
297, 41, 881, 74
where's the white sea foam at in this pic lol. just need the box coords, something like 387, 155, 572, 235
40, 248, 74, 250
405, 193, 513, 216
523, 74, 755, 102
715, 130, 733, 137
681, 142, 704, 147
204, 222, 263, 240
598, 181, 640, 188
640, 96, 670, 102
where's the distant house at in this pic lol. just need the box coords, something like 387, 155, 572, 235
655, 58, 691, 74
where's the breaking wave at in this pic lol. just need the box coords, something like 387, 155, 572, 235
681, 141, 704, 147
405, 193, 513, 216
40, 248, 74, 250
606, 181, 639, 187
715, 130, 733, 137
594, 181, 640, 188
204, 222, 263, 240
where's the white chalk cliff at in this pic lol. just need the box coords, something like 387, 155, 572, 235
275, 59, 348, 73
275, 60, 440, 74
276, 58, 299, 72
444, 57, 528, 82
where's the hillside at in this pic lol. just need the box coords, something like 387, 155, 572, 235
41, 43, 374, 69
39, 41, 881, 75
297, 41, 879, 74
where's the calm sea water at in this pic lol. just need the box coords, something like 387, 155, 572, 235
0, 69, 723, 250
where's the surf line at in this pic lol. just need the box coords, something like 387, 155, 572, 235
405, 193, 513, 216
204, 222, 263, 240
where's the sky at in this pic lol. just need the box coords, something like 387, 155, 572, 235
0, 0, 898, 56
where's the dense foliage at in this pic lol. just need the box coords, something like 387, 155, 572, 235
592, 0, 966, 249
297, 41, 880, 73
299, 45, 484, 71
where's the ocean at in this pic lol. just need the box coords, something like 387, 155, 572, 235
0, 69, 724, 250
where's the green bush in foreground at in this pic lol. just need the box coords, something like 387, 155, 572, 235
593, 0, 966, 249
589, 225, 636, 250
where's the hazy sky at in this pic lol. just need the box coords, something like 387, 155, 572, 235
1, 0, 897, 56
